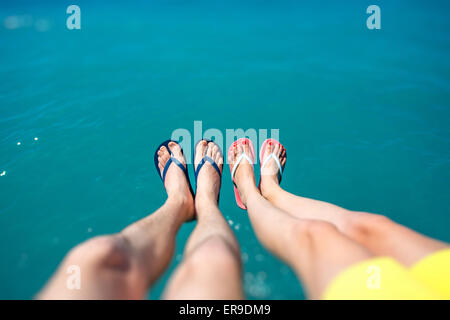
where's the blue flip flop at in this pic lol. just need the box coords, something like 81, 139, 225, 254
193, 139, 222, 202
154, 139, 194, 197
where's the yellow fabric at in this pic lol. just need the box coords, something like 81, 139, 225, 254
409, 249, 450, 298
323, 251, 450, 300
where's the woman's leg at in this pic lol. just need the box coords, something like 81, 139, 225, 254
38, 142, 194, 299
259, 142, 449, 266
229, 142, 373, 299
164, 141, 243, 299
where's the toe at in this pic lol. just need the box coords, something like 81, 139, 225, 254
273, 142, 280, 156
238, 143, 251, 165
168, 141, 178, 152
213, 147, 220, 161
212, 144, 219, 158
228, 143, 236, 165
242, 140, 250, 156
200, 140, 208, 156
265, 141, 273, 158
232, 143, 239, 161
159, 147, 170, 162
168, 141, 186, 166
237, 144, 244, 158
195, 140, 208, 168
215, 149, 224, 173
207, 142, 214, 158
228, 149, 234, 165
158, 147, 171, 176
283, 148, 287, 159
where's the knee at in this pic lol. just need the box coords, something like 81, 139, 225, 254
65, 235, 132, 271
187, 236, 240, 272
346, 212, 393, 240
289, 220, 338, 243
164, 236, 242, 299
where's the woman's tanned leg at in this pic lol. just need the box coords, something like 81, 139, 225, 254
229, 142, 372, 299
259, 142, 448, 266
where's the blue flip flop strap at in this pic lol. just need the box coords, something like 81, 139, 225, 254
161, 156, 187, 182
195, 156, 221, 182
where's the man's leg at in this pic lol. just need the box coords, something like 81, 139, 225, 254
38, 142, 194, 299
164, 141, 243, 299
259, 142, 449, 266
229, 142, 372, 299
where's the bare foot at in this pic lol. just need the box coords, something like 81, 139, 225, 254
260, 141, 286, 199
157, 141, 194, 219
194, 140, 223, 207
228, 140, 259, 207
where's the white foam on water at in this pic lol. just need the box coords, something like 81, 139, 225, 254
244, 272, 271, 298
255, 254, 264, 262
35, 19, 50, 32
4, 15, 33, 30
4, 16, 20, 30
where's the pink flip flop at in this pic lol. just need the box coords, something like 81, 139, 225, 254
259, 138, 286, 185
228, 138, 256, 210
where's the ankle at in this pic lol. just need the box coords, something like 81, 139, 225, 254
195, 186, 219, 203
260, 177, 280, 199
239, 183, 260, 206
195, 195, 219, 212
167, 194, 194, 219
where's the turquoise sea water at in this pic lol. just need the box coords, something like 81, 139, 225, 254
1, 0, 449, 299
